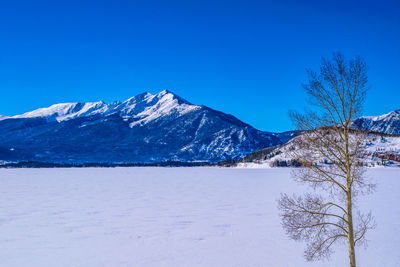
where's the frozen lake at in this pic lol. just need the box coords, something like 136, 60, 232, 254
0, 167, 399, 267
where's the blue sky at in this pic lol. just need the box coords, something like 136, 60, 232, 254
0, 0, 399, 132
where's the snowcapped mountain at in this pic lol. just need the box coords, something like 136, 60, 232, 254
353, 109, 400, 135
0, 90, 286, 164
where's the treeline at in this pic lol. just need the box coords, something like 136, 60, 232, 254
238, 146, 280, 163
0, 161, 216, 168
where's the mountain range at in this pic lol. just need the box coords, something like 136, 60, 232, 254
0, 90, 288, 164
0, 90, 398, 165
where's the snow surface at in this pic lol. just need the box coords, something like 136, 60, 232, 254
0, 167, 399, 267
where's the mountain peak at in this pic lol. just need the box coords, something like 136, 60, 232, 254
124, 91, 152, 102
158, 89, 171, 95
155, 90, 192, 105
120, 90, 199, 127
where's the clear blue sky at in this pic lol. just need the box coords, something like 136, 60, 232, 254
0, 0, 399, 132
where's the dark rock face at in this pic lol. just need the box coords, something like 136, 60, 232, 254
0, 90, 284, 163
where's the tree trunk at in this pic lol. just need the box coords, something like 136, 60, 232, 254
347, 189, 356, 267
345, 126, 356, 267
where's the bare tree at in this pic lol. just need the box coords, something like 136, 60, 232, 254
278, 53, 375, 267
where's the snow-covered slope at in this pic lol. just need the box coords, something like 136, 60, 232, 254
238, 132, 400, 168
353, 109, 400, 135
0, 90, 283, 163
12, 102, 110, 122
0, 115, 9, 121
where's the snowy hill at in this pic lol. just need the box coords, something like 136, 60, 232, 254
0, 90, 286, 164
353, 109, 400, 135
237, 108, 400, 168
238, 132, 400, 168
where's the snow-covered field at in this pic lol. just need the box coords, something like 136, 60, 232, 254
0, 167, 399, 267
